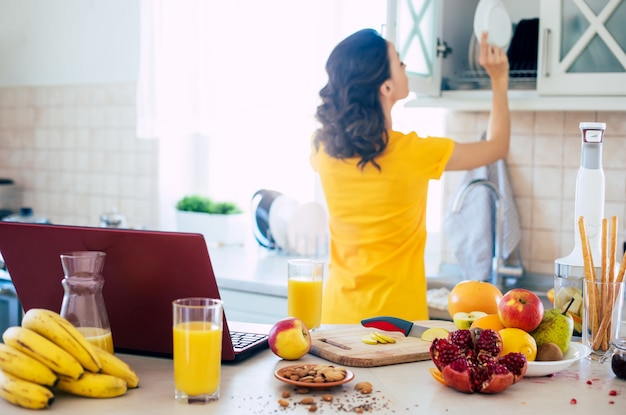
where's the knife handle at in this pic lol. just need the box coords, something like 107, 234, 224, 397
361, 316, 413, 336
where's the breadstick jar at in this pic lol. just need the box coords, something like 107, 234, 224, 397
554, 122, 606, 337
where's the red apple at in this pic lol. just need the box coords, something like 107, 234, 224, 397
268, 317, 311, 360
498, 288, 544, 333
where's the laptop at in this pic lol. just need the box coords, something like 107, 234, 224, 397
0, 221, 269, 362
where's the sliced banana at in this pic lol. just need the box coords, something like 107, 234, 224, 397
373, 331, 396, 344
370, 332, 389, 344
361, 335, 378, 345
361, 331, 398, 345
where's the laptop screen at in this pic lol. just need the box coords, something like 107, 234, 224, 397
0, 222, 238, 359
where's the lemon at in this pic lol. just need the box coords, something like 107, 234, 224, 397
499, 328, 537, 361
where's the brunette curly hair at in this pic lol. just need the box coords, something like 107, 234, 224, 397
314, 29, 390, 171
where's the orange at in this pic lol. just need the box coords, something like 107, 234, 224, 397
547, 288, 555, 305
429, 367, 447, 386
498, 328, 537, 362
470, 314, 505, 331
447, 281, 503, 319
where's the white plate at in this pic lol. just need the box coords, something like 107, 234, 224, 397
473, 0, 512, 50
524, 342, 591, 377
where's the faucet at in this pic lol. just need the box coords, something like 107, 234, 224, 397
451, 179, 524, 289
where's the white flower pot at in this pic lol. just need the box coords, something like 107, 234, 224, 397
175, 211, 246, 246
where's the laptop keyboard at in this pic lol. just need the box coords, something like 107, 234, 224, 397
230, 331, 268, 351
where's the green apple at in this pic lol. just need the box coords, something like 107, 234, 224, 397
452, 311, 487, 329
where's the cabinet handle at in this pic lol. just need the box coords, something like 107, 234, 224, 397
542, 28, 551, 78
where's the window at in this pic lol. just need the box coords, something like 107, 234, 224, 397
147, 1, 445, 273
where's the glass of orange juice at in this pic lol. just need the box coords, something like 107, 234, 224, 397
287, 259, 324, 330
172, 298, 223, 404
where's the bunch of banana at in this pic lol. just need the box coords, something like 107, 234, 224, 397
361, 331, 397, 345
0, 308, 140, 410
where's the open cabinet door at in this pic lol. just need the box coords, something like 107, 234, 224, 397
386, 0, 443, 97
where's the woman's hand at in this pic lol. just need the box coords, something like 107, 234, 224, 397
478, 32, 509, 86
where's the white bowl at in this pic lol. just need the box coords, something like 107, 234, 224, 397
473, 0, 512, 50
524, 342, 591, 377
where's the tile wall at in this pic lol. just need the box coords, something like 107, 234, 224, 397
1, 83, 624, 277
442, 111, 626, 276
0, 84, 158, 228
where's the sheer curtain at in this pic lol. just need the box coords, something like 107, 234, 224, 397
136, 0, 215, 139
136, 1, 389, 231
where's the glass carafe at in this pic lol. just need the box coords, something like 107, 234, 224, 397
59, 251, 114, 353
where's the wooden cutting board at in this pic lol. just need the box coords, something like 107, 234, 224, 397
309, 320, 456, 368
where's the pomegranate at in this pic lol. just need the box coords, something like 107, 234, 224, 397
430, 328, 527, 394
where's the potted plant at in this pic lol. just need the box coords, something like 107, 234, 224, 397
175, 195, 246, 246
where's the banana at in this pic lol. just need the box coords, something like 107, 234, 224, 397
0, 343, 58, 387
91, 346, 139, 388
361, 335, 378, 345
373, 331, 396, 344
370, 332, 389, 344
0, 369, 55, 410
21, 308, 102, 373
2, 326, 84, 380
55, 372, 127, 398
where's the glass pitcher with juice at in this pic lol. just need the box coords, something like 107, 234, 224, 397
60, 251, 114, 353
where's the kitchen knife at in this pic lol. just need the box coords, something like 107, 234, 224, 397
361, 316, 431, 338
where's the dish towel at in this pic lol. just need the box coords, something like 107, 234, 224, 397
443, 158, 522, 281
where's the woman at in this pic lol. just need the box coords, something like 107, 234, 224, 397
311, 28, 510, 324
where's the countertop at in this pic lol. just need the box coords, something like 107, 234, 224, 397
1, 324, 624, 414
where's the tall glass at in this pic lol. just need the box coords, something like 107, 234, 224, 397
172, 298, 223, 404
287, 259, 324, 330
583, 280, 625, 358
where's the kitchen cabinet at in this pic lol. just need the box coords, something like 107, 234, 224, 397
538, 0, 626, 95
386, 0, 626, 110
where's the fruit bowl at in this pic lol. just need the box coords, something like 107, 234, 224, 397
525, 342, 591, 377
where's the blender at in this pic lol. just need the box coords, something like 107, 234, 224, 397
554, 122, 606, 336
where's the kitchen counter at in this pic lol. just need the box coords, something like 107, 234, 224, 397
1, 324, 624, 414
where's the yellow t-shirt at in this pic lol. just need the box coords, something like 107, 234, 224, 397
311, 130, 455, 324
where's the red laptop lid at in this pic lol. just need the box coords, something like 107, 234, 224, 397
0, 222, 237, 360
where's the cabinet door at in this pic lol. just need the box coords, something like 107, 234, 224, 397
538, 0, 626, 95
386, 0, 443, 96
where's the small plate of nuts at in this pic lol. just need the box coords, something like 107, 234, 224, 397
274, 363, 354, 389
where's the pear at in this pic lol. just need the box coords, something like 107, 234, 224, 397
530, 298, 574, 355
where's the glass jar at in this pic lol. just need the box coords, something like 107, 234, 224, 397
59, 251, 114, 353
610, 337, 626, 380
